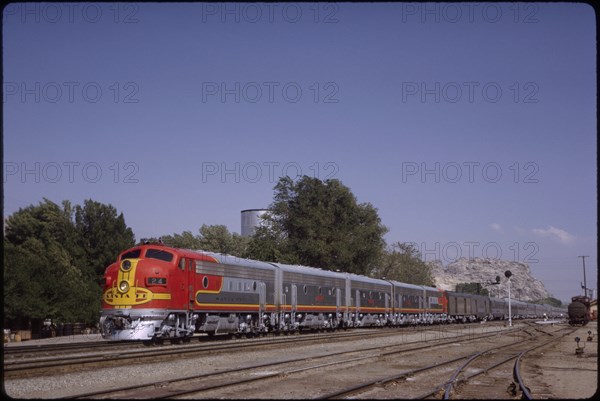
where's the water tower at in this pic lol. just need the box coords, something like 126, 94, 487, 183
241, 209, 268, 237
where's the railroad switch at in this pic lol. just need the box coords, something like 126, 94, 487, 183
574, 337, 585, 356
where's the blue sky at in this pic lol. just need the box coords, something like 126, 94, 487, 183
3, 3, 596, 303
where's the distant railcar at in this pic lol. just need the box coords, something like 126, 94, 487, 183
568, 295, 592, 326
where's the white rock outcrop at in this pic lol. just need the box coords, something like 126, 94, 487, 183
430, 257, 551, 301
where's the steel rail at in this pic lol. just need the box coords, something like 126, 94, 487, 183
319, 325, 570, 400
64, 323, 522, 399
440, 327, 575, 400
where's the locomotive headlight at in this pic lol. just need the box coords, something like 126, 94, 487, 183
121, 260, 132, 272
118, 280, 130, 293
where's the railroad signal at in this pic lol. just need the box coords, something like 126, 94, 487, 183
575, 336, 585, 356
505, 270, 513, 327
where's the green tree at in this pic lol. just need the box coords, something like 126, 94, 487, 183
246, 176, 387, 274
375, 242, 434, 285
74, 199, 135, 279
455, 282, 490, 296
531, 297, 562, 307
4, 200, 101, 325
244, 224, 289, 263
161, 231, 202, 249
162, 225, 249, 256
4, 198, 134, 326
197, 224, 248, 255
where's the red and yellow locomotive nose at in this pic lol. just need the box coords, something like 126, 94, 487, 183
103, 258, 171, 308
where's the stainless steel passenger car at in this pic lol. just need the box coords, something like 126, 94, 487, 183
447, 292, 492, 322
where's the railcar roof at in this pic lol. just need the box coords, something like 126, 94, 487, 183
271, 262, 347, 279
388, 281, 425, 291
346, 272, 392, 286
447, 291, 490, 299
182, 249, 277, 270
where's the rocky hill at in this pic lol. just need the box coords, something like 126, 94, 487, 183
429, 257, 551, 301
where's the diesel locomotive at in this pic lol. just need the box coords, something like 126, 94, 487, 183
99, 244, 565, 342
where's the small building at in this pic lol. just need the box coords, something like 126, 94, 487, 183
590, 298, 597, 320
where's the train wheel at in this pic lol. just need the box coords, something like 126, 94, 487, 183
143, 340, 154, 347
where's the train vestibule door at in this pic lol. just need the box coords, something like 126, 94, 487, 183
291, 285, 297, 309
187, 259, 195, 311
258, 282, 266, 314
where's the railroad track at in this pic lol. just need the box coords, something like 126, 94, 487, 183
0, 325, 442, 378
3, 320, 515, 359
440, 325, 575, 399
58, 323, 528, 398
3, 339, 139, 358
4, 322, 512, 379
315, 323, 573, 399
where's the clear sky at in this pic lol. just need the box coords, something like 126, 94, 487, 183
3, 3, 596, 303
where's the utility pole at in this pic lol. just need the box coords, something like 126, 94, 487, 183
578, 256, 589, 297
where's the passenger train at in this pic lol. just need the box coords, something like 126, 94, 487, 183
100, 244, 565, 342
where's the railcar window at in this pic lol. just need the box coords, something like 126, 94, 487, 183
253, 281, 257, 291
178, 258, 185, 270
202, 276, 208, 288
146, 249, 174, 262
303, 285, 307, 295
318, 287, 322, 295
121, 249, 141, 260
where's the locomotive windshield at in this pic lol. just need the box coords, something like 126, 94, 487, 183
145, 248, 174, 262
121, 249, 141, 260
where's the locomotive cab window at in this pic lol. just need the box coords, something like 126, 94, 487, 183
121, 249, 141, 260
146, 249, 174, 262
178, 258, 186, 270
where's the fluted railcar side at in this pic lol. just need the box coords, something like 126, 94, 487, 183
271, 262, 347, 330
387, 282, 448, 325
347, 273, 393, 327
194, 252, 278, 336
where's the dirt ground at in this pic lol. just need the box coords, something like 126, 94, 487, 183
522, 322, 598, 399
